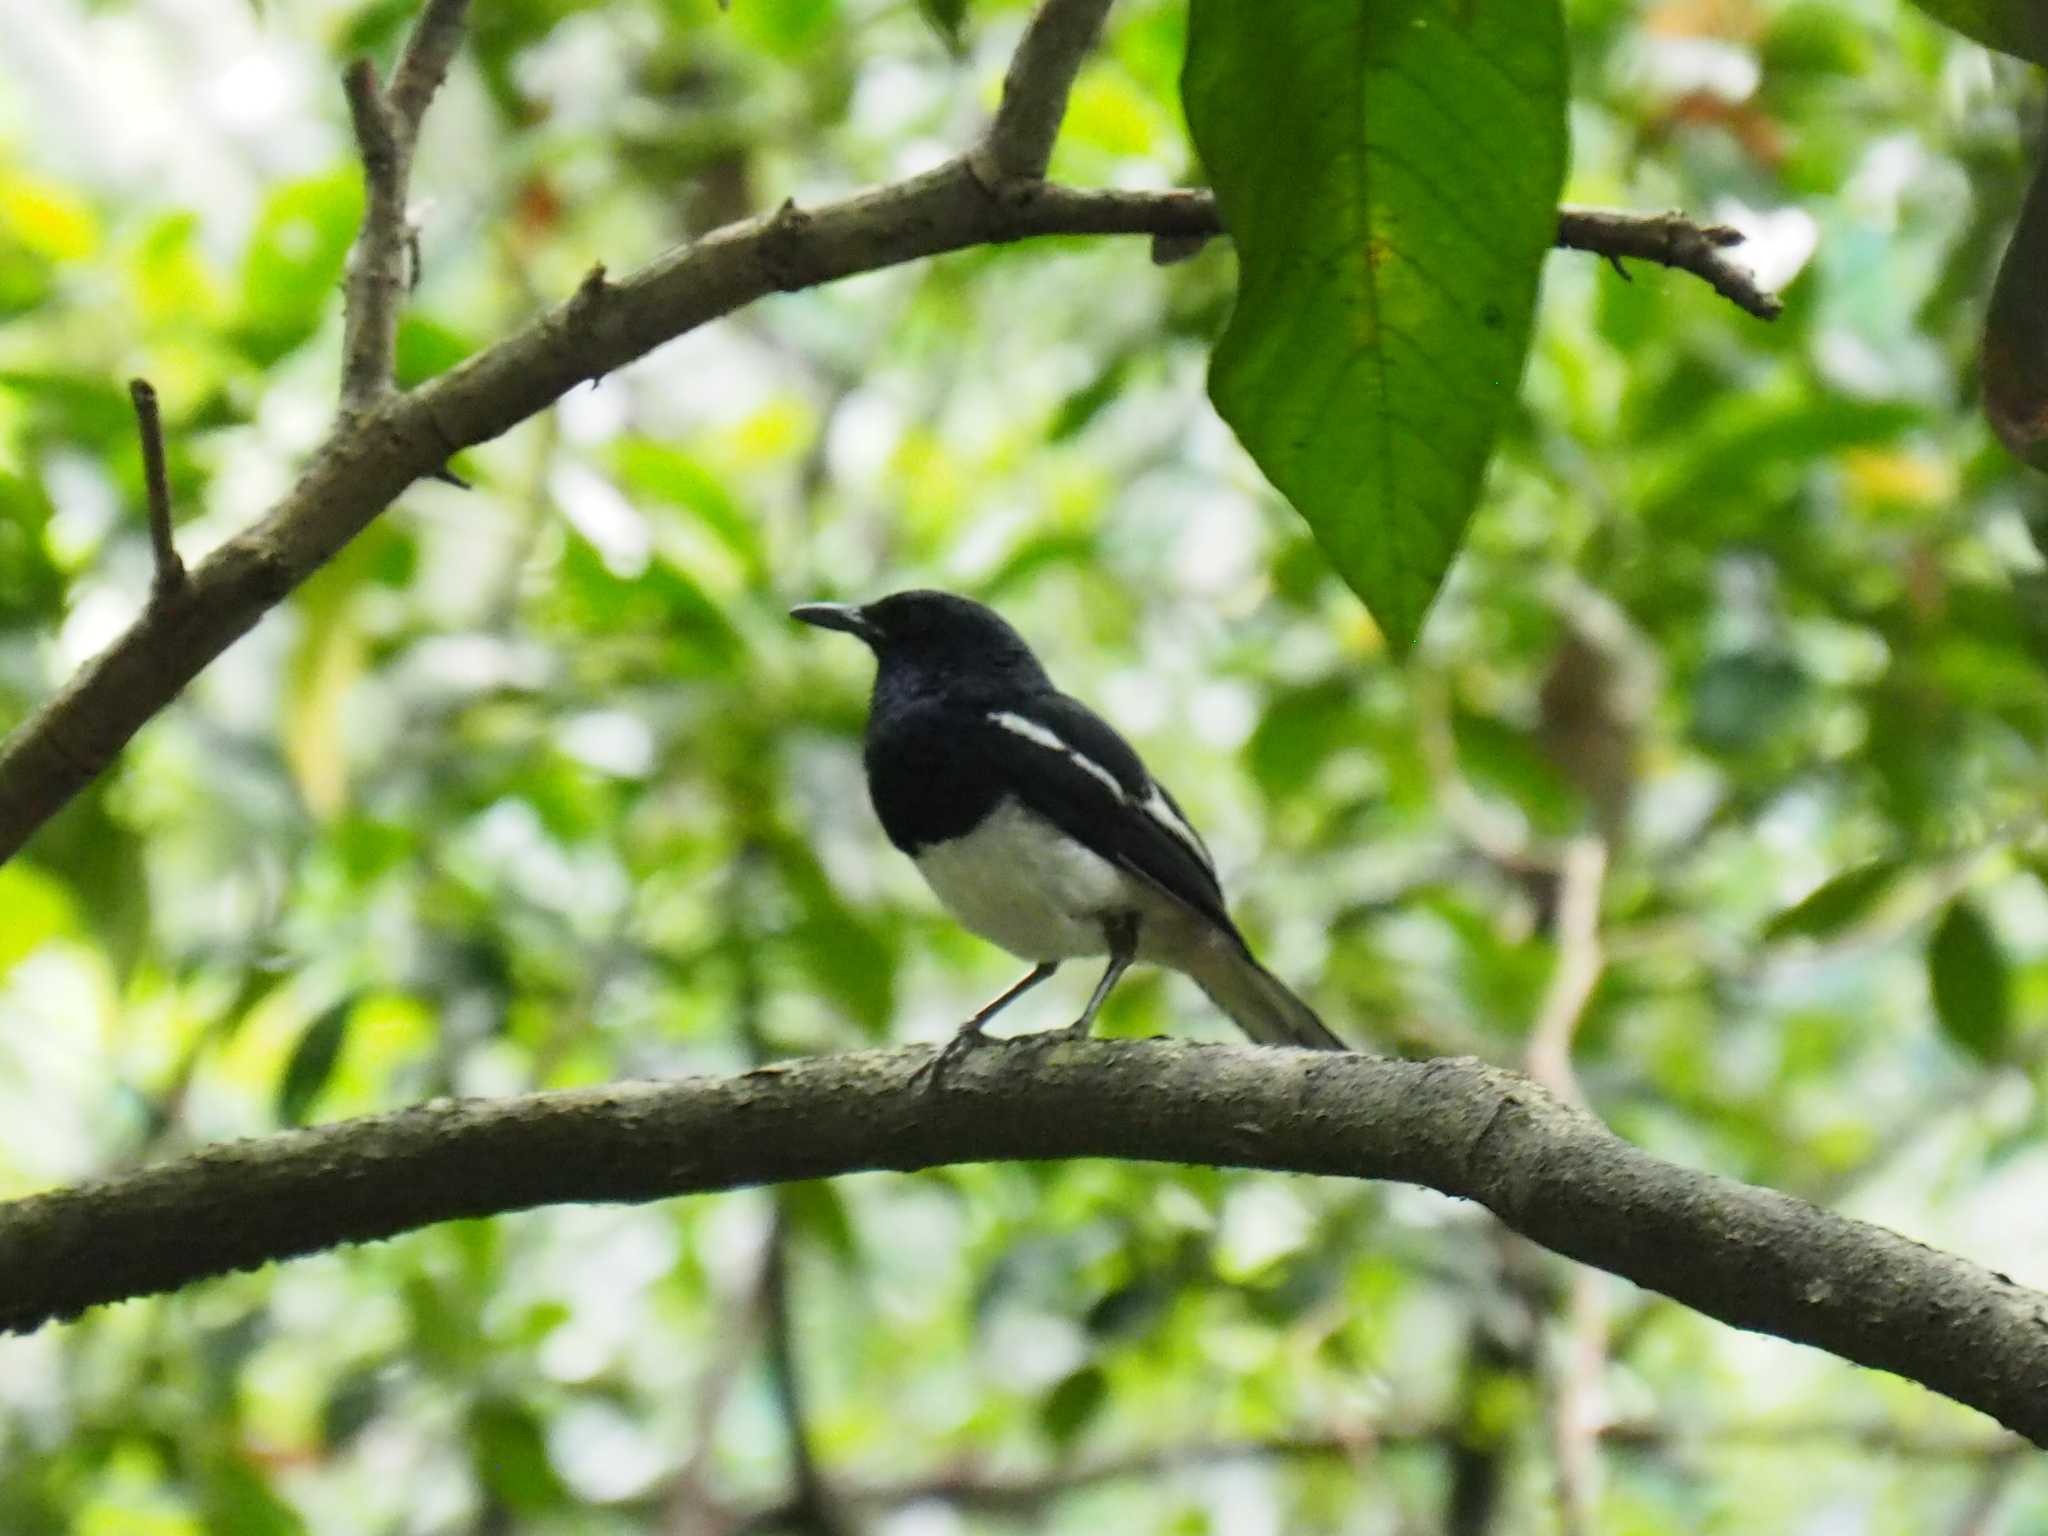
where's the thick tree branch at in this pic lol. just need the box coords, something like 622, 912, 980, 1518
0, 176, 1776, 862
0, 1040, 2043, 1445
974, 0, 1116, 184
338, 0, 471, 409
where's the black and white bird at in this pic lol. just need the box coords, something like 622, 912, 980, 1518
792, 590, 1344, 1061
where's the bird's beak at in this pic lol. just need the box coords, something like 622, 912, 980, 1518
789, 602, 875, 642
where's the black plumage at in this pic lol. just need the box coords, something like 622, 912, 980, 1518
793, 589, 1344, 1058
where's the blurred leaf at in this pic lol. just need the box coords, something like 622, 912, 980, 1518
26, 783, 150, 979
197, 1451, 303, 1536
611, 439, 765, 580
134, 211, 222, 327
394, 314, 478, 389
277, 996, 356, 1126
471, 1398, 572, 1514
1983, 138, 2048, 470
1247, 679, 1361, 801
1455, 710, 1580, 836
1901, 0, 2048, 63
1764, 859, 1907, 942
285, 555, 372, 821
0, 169, 98, 261
782, 1181, 860, 1267
1183, 0, 1568, 651
1927, 900, 2010, 1062
1049, 355, 1134, 441
730, 0, 836, 54
336, 0, 420, 56
916, 0, 967, 53
1691, 650, 1808, 753
234, 170, 363, 364
0, 862, 76, 974
320, 1368, 384, 1449
1040, 1364, 1108, 1449
790, 906, 896, 1037
550, 534, 742, 673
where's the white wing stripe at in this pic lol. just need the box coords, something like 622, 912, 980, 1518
1141, 784, 1214, 872
989, 710, 1214, 873
989, 711, 1126, 800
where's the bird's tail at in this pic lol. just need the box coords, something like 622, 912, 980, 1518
1182, 943, 1346, 1051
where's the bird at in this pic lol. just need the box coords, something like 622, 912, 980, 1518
791, 589, 1345, 1070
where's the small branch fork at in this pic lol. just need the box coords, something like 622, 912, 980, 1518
0, 0, 1785, 863
338, 0, 471, 411
973, 0, 1116, 185
126, 379, 186, 603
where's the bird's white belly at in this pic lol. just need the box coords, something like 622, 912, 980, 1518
914, 799, 1145, 960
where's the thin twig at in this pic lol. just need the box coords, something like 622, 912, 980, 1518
760, 1208, 847, 1536
338, 0, 473, 410
1557, 205, 1784, 320
126, 380, 186, 601
972, 0, 1117, 184
663, 1230, 781, 1536
1948, 1443, 2026, 1536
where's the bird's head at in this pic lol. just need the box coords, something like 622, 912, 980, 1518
791, 589, 1050, 696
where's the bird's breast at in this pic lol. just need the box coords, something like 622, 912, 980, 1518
913, 799, 1139, 961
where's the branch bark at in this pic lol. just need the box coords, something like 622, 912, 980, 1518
339, 0, 471, 410
974, 0, 1117, 184
1, 1039, 2043, 1445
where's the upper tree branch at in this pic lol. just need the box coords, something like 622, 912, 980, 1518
0, 173, 1778, 861
974, 0, 1117, 185
1557, 205, 1783, 320
0, 1039, 2042, 1445
338, 0, 471, 410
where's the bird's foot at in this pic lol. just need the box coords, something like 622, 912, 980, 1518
1060, 1015, 1097, 1041
912, 1024, 994, 1092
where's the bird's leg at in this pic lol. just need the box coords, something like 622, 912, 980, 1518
913, 961, 1059, 1089
1066, 914, 1139, 1039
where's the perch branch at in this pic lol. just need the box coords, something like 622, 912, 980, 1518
0, 1040, 2044, 1446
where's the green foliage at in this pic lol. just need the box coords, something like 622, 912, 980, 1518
234, 172, 364, 365
2, 0, 2047, 1531
1927, 899, 2012, 1061
1763, 859, 1908, 942
1183, 0, 1569, 651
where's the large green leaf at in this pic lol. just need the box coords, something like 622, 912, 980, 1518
1903, 0, 2048, 64
1183, 0, 1568, 652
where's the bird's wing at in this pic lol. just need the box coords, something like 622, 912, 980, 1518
976, 692, 1247, 948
